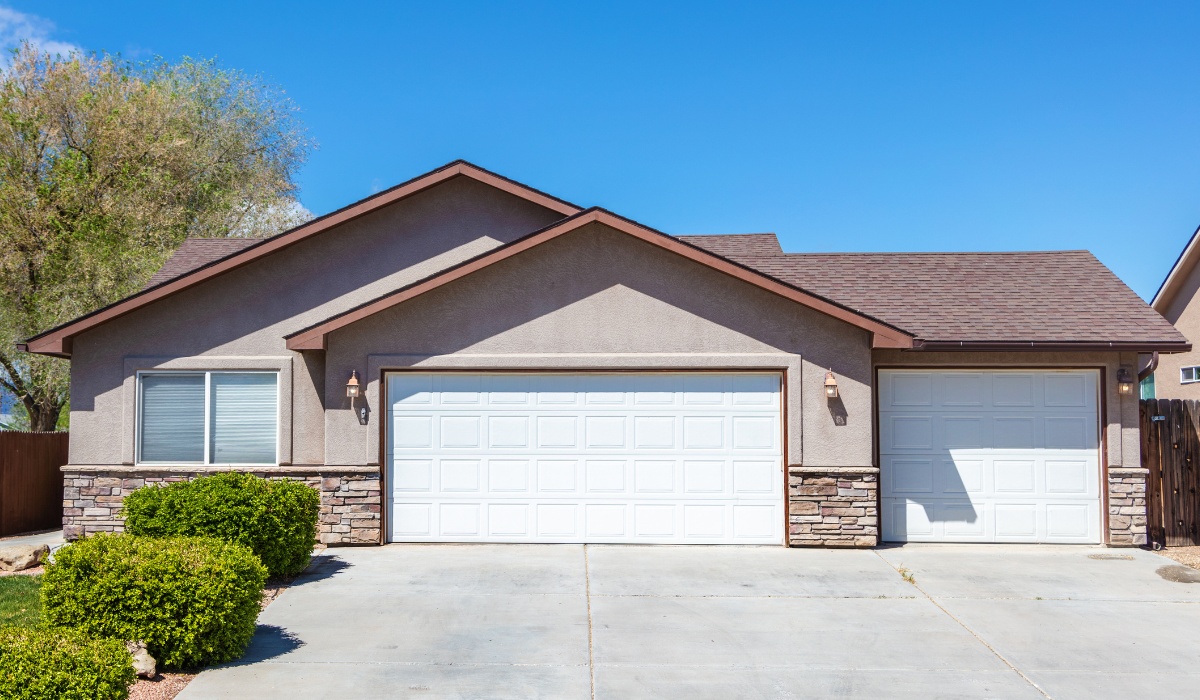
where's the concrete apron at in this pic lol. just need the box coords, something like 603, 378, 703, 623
179, 543, 1200, 700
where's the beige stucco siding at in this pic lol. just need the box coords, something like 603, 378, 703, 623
1153, 257, 1200, 399
67, 177, 565, 466
323, 222, 875, 469
873, 349, 1141, 469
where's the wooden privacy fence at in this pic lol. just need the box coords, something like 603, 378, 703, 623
1141, 399, 1200, 547
0, 431, 68, 537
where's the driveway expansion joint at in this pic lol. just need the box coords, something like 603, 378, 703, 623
872, 550, 1053, 699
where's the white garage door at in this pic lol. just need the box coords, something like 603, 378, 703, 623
879, 369, 1101, 543
386, 372, 784, 544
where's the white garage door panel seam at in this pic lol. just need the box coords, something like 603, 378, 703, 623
385, 372, 784, 544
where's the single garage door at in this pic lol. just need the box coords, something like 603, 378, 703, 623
386, 372, 784, 544
879, 369, 1101, 543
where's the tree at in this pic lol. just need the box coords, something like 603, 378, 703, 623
0, 43, 311, 431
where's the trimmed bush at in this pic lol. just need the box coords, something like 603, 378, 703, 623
0, 626, 135, 700
40, 534, 267, 670
123, 472, 320, 577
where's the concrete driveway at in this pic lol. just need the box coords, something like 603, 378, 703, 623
180, 544, 1200, 699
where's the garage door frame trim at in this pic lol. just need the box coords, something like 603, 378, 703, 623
872, 365, 1109, 545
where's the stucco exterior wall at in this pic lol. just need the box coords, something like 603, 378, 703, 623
1153, 257, 1200, 399
66, 177, 565, 467
323, 222, 876, 470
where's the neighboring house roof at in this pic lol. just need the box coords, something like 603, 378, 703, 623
1152, 223, 1200, 315
19, 161, 583, 358
144, 238, 258, 288
283, 208, 915, 351
18, 160, 1191, 356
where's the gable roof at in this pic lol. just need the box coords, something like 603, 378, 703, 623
19, 160, 583, 358
283, 208, 915, 351
722, 251, 1187, 351
144, 238, 259, 288
1152, 223, 1200, 315
17, 161, 1188, 357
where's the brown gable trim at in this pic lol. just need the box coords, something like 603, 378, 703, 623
284, 208, 916, 351
21, 161, 583, 357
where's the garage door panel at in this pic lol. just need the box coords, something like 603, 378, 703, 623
880, 369, 1100, 544
387, 372, 783, 544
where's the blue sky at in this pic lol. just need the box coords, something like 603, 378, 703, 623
6, 2, 1200, 301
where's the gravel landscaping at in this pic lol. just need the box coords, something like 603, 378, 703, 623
1156, 545, 1200, 570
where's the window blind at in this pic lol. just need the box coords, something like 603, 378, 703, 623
139, 374, 205, 462
209, 373, 278, 464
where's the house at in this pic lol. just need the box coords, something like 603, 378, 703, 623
19, 161, 1186, 548
1149, 224, 1200, 399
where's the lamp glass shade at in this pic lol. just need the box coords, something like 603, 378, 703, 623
1116, 368, 1134, 395
346, 371, 361, 399
823, 371, 839, 399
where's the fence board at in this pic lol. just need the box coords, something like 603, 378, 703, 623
1140, 399, 1200, 547
0, 431, 69, 537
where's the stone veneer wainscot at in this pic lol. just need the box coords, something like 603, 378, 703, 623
1106, 467, 1149, 546
62, 466, 381, 545
788, 466, 879, 547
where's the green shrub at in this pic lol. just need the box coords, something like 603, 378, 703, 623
0, 626, 135, 700
40, 534, 267, 670
123, 472, 320, 577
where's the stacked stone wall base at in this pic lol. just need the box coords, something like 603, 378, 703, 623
789, 466, 878, 547
62, 466, 381, 546
1107, 467, 1148, 547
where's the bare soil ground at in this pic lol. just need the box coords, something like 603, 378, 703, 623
1157, 545, 1200, 571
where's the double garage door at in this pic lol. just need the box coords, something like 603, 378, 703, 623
385, 372, 784, 544
879, 369, 1102, 543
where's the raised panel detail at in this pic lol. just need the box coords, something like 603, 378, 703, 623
880, 369, 1099, 544
387, 372, 782, 544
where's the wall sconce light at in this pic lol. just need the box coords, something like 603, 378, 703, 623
346, 370, 361, 399
1116, 367, 1134, 396
824, 370, 839, 399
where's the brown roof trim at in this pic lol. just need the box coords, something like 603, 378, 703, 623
284, 208, 916, 351
910, 340, 1193, 353
21, 160, 583, 357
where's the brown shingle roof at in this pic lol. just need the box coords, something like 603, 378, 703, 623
141, 232, 1185, 348
145, 238, 259, 289
677, 233, 782, 257
727, 250, 1185, 346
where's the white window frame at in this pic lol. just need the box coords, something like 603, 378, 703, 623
1182, 366, 1200, 385
135, 370, 280, 466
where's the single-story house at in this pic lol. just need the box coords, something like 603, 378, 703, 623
20, 161, 1187, 547
1148, 223, 1200, 399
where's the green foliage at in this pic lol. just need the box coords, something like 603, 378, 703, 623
0, 43, 311, 430
0, 575, 41, 627
0, 626, 135, 700
40, 534, 266, 670
123, 472, 319, 577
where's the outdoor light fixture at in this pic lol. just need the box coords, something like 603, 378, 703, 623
346, 370, 361, 399
1116, 367, 1134, 396
824, 370, 839, 399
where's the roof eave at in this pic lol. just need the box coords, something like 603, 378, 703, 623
907, 340, 1192, 353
